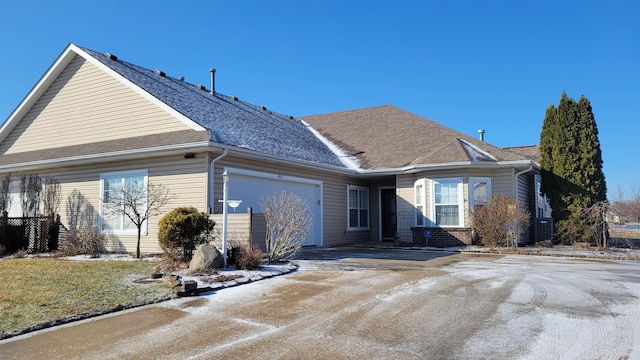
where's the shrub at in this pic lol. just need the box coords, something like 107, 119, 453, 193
158, 207, 215, 262
471, 193, 531, 248
261, 191, 312, 262
61, 228, 106, 257
234, 245, 264, 270
536, 240, 554, 248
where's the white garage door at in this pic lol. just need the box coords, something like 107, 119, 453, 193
225, 168, 322, 246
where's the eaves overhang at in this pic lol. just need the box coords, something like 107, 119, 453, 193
0, 141, 357, 176
0, 141, 212, 172
353, 159, 539, 177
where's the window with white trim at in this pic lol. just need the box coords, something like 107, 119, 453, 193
431, 178, 464, 227
100, 170, 148, 233
469, 177, 491, 209
348, 185, 369, 230
414, 179, 426, 226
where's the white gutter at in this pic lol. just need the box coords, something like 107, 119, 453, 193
208, 149, 228, 213
0, 141, 211, 172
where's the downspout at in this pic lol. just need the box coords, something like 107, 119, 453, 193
209, 149, 229, 214
514, 164, 533, 244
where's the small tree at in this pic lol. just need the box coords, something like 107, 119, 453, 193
105, 181, 172, 259
158, 207, 215, 262
261, 191, 312, 262
471, 194, 531, 247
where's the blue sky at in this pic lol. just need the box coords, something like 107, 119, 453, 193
1, 1, 638, 199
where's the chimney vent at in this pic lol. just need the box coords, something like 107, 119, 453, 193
478, 129, 486, 142
104, 53, 118, 61
230, 95, 239, 101
179, 76, 185, 81
195, 84, 207, 91
210, 68, 216, 94
154, 70, 166, 77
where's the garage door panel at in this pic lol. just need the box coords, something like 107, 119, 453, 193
227, 173, 321, 246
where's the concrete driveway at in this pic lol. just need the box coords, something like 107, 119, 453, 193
2, 247, 640, 359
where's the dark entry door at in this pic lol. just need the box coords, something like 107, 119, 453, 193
380, 188, 397, 240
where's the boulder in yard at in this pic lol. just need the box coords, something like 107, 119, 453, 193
189, 243, 224, 272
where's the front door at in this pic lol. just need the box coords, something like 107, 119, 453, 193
380, 188, 397, 240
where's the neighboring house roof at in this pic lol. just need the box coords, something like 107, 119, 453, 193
503, 145, 540, 163
302, 105, 533, 171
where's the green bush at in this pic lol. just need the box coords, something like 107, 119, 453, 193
158, 207, 215, 262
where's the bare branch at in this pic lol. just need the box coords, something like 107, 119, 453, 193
104, 180, 173, 258
261, 191, 312, 262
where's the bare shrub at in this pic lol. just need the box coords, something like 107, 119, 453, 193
261, 191, 312, 262
535, 240, 553, 248
61, 228, 106, 257
43, 176, 61, 217
573, 242, 591, 249
234, 245, 264, 270
154, 256, 186, 275
0, 173, 11, 215
20, 174, 42, 218
13, 249, 27, 258
557, 201, 609, 247
471, 193, 531, 248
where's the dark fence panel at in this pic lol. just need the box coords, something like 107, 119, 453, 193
0, 215, 61, 254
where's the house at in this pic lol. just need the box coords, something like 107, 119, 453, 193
302, 106, 550, 246
0, 43, 548, 254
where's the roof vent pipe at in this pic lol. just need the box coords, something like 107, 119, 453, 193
210, 68, 216, 94
478, 129, 485, 142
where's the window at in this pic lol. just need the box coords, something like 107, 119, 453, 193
431, 178, 463, 227
414, 179, 426, 226
100, 170, 148, 233
469, 177, 491, 209
348, 185, 369, 230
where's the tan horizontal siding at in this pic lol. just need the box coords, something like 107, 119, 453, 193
492, 169, 515, 197
0, 55, 191, 155
0, 155, 208, 254
213, 154, 371, 246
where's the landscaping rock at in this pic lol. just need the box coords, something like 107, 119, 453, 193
189, 243, 224, 272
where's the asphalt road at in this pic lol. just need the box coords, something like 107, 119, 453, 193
2, 247, 640, 359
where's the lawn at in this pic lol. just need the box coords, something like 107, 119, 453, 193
610, 228, 640, 239
0, 258, 173, 338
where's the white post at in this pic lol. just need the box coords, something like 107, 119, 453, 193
222, 171, 229, 268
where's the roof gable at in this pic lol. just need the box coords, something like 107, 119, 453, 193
78, 46, 346, 168
302, 105, 531, 170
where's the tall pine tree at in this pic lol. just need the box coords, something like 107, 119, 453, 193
539, 93, 607, 243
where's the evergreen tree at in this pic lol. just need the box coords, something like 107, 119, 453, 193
539, 93, 607, 243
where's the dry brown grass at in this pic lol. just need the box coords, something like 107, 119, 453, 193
0, 258, 172, 337
610, 228, 640, 239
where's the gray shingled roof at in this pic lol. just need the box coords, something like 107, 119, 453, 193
302, 105, 531, 170
80, 47, 346, 169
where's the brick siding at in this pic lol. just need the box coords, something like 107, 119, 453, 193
411, 227, 473, 247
